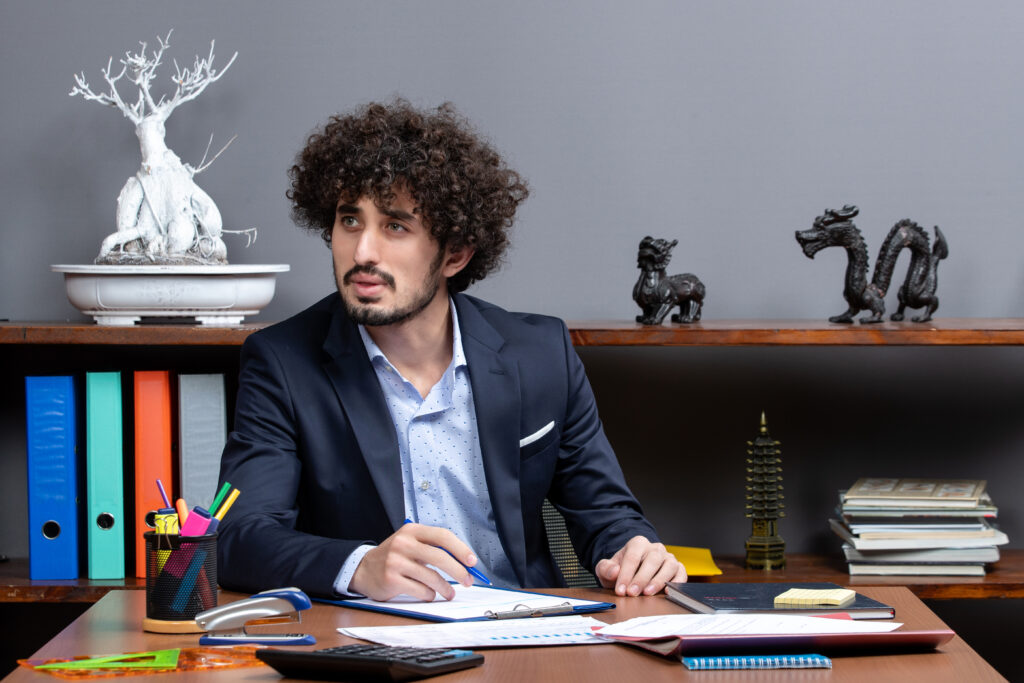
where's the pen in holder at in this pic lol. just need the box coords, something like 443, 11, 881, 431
143, 530, 217, 633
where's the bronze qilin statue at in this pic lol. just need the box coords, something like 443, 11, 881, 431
795, 205, 948, 323
632, 236, 705, 325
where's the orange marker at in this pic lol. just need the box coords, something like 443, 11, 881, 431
175, 498, 189, 527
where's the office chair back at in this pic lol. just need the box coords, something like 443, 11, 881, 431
541, 499, 598, 588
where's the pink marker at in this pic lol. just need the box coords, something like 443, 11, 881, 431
179, 506, 212, 537
164, 506, 213, 579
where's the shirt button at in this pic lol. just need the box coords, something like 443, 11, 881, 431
419, 480, 431, 491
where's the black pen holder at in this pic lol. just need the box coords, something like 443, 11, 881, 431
143, 531, 218, 633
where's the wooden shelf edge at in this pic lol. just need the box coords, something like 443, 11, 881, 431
0, 559, 145, 602
3, 552, 1022, 602
1, 583, 146, 603
0, 322, 268, 346
6, 319, 1024, 347
688, 550, 1024, 600
568, 319, 1024, 346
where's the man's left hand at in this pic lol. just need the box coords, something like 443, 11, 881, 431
595, 536, 687, 596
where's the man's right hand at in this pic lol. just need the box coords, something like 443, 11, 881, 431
349, 522, 478, 601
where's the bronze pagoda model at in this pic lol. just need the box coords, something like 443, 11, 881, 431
745, 412, 786, 570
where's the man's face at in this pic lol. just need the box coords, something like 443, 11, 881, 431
332, 187, 447, 327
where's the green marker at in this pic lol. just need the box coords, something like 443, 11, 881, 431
210, 481, 232, 516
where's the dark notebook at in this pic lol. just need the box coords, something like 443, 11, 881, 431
666, 582, 895, 620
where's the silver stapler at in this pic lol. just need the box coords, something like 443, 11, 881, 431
196, 586, 316, 645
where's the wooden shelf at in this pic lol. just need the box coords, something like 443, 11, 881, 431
0, 559, 144, 603
3, 321, 1021, 604
0, 322, 266, 346
568, 319, 1024, 346
695, 550, 1024, 600
3, 551, 1021, 602
5, 319, 1024, 347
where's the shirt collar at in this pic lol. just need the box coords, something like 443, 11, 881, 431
357, 297, 467, 372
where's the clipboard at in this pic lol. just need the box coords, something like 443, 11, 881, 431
319, 584, 614, 622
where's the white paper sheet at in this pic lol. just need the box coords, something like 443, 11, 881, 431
595, 614, 903, 639
338, 615, 609, 648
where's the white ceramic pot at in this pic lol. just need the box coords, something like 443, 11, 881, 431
52, 264, 290, 326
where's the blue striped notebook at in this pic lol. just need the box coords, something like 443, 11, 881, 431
682, 654, 832, 670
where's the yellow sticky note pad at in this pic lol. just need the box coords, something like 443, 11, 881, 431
665, 545, 722, 576
774, 587, 856, 608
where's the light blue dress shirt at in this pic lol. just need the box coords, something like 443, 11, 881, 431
333, 299, 518, 595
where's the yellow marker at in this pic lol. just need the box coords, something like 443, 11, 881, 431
214, 489, 240, 520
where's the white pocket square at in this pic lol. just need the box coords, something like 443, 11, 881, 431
519, 420, 555, 448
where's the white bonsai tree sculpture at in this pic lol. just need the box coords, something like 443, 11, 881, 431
70, 31, 243, 265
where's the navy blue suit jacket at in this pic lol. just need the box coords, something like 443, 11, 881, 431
217, 292, 658, 597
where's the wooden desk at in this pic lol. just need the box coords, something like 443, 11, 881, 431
4, 587, 1004, 682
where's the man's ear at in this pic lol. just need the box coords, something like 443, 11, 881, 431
442, 244, 475, 278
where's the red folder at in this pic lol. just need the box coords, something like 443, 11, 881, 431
133, 371, 174, 578
605, 628, 955, 657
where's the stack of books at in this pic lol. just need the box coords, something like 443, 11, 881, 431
829, 478, 1008, 576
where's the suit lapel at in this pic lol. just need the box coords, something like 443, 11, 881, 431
321, 300, 405, 530
455, 296, 528, 585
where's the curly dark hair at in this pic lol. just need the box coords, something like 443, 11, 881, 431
287, 99, 529, 293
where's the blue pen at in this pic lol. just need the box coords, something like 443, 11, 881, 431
403, 519, 492, 586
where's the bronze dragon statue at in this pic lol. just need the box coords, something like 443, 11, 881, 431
795, 205, 948, 324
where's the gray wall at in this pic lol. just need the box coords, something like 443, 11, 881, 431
3, 0, 1023, 321
1, 2, 1022, 558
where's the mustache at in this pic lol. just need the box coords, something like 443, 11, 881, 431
343, 265, 396, 289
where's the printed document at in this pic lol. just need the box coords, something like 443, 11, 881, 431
339, 615, 609, 648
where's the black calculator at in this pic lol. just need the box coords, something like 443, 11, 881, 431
255, 643, 485, 682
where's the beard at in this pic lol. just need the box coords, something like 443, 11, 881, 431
337, 250, 445, 327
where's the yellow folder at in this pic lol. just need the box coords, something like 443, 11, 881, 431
665, 545, 722, 576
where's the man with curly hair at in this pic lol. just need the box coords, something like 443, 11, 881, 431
217, 100, 685, 602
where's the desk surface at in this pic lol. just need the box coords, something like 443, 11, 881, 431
5, 587, 1004, 683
